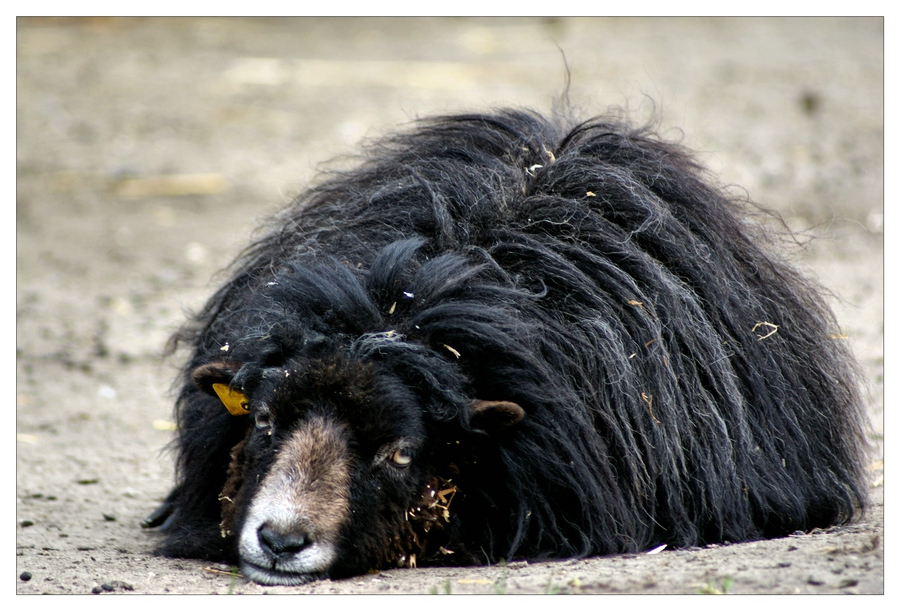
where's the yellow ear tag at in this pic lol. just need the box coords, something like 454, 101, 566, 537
212, 383, 251, 416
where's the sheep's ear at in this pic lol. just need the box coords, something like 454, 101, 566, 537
470, 400, 525, 433
192, 360, 250, 416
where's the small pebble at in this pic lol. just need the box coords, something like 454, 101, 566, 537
20, 520, 34, 528
20, 571, 32, 582
91, 586, 103, 594
103, 513, 116, 521
101, 583, 114, 591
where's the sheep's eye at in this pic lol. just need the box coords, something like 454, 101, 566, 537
254, 410, 272, 431
390, 447, 413, 467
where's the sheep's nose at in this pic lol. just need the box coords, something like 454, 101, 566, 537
257, 524, 310, 560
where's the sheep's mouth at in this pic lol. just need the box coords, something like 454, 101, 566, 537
239, 561, 323, 586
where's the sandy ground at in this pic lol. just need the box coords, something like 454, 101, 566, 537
15, 17, 883, 595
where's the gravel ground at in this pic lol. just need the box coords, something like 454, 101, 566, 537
16, 17, 883, 595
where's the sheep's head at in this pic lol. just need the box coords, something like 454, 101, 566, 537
192, 354, 523, 585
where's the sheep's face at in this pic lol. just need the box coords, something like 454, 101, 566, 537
195, 356, 431, 584
194, 354, 523, 585
236, 413, 356, 584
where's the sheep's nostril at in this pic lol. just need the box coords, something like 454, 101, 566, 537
257, 524, 310, 560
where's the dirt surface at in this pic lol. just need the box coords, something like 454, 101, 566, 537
15, 17, 884, 595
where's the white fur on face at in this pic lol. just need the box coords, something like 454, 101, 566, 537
238, 416, 351, 584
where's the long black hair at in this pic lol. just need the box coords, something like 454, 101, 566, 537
156, 109, 868, 563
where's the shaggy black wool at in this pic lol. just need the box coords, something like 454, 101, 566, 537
146, 109, 868, 570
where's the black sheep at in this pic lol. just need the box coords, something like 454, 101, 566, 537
143, 110, 869, 585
